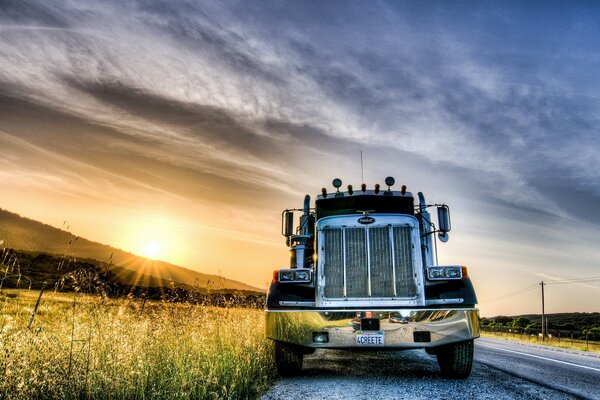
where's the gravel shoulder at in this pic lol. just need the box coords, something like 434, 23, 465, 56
262, 342, 583, 400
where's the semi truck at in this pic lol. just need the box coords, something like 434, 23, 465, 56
265, 177, 480, 378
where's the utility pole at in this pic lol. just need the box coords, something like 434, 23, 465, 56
540, 281, 546, 341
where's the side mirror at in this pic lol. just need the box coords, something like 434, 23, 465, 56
437, 205, 451, 242
282, 211, 294, 237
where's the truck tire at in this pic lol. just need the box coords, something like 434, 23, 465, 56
436, 339, 473, 379
274, 341, 303, 376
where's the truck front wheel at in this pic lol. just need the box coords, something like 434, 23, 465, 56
274, 341, 303, 376
436, 339, 473, 379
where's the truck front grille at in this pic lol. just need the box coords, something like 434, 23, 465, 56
322, 225, 416, 299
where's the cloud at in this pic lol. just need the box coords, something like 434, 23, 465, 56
1, 0, 600, 225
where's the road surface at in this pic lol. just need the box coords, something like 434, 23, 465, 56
262, 337, 600, 399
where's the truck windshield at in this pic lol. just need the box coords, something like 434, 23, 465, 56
316, 195, 414, 220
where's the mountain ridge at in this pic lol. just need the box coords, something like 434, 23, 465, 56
0, 208, 262, 292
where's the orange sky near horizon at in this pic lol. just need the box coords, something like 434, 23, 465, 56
2, 166, 600, 318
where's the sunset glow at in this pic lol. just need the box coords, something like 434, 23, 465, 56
141, 242, 161, 260
113, 215, 190, 266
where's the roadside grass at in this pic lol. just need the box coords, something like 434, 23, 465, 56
0, 289, 275, 399
481, 330, 600, 354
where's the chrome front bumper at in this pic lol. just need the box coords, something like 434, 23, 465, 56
266, 308, 480, 349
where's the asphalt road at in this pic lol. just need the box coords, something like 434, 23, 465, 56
262, 337, 600, 400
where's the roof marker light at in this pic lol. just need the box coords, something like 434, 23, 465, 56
361, 183, 367, 192
385, 176, 395, 191
347, 184, 353, 195
374, 184, 380, 194
401, 185, 407, 195
332, 178, 342, 193
321, 188, 328, 198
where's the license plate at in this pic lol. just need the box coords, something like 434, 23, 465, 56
356, 331, 385, 347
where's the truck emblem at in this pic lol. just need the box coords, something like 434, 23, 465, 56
358, 216, 375, 225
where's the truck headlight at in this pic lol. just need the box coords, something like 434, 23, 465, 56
295, 270, 310, 281
427, 265, 464, 280
445, 267, 462, 279
273, 268, 313, 283
279, 270, 294, 281
427, 267, 446, 279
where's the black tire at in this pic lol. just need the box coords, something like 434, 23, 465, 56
436, 339, 473, 379
274, 341, 303, 377
425, 348, 437, 356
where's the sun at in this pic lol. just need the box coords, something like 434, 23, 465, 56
142, 241, 161, 259
118, 214, 188, 265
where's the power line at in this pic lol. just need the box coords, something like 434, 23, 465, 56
480, 283, 538, 303
481, 274, 600, 304
545, 276, 600, 285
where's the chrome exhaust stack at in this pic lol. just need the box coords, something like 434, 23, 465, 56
282, 195, 313, 269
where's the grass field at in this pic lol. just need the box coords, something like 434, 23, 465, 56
0, 289, 274, 399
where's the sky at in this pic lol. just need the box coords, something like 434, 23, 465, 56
1, 0, 599, 316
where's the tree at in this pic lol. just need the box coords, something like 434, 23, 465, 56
494, 316, 513, 326
511, 317, 530, 328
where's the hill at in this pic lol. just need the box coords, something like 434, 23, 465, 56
0, 250, 264, 307
0, 208, 262, 292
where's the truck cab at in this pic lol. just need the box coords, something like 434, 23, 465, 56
266, 177, 480, 378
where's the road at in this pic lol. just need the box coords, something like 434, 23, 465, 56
262, 337, 600, 400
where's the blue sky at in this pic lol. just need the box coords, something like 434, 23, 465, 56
1, 0, 599, 315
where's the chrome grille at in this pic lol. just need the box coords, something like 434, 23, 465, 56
323, 229, 343, 298
322, 225, 416, 299
345, 228, 368, 297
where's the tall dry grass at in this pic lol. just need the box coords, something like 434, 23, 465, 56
0, 290, 274, 399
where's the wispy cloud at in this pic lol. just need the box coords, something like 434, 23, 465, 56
2, 1, 600, 218
3, 1, 598, 222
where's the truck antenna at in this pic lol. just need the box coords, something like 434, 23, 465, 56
360, 150, 364, 183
